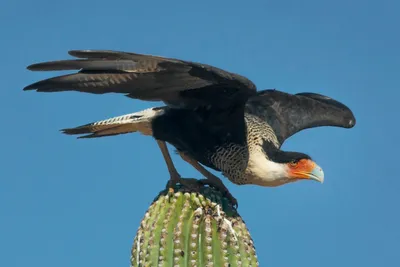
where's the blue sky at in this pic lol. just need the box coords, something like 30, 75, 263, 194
1, 0, 399, 266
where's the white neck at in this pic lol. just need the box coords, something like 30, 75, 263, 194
244, 150, 289, 186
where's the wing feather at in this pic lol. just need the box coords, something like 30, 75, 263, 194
24, 50, 257, 109
246, 89, 356, 144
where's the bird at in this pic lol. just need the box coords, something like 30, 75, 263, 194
24, 49, 356, 207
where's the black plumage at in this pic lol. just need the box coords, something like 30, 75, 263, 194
24, 49, 356, 198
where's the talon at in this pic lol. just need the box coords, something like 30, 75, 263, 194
216, 186, 238, 208
165, 174, 181, 195
223, 191, 238, 209
168, 186, 175, 195
165, 180, 175, 199
197, 179, 238, 208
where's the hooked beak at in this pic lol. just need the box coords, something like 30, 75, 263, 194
291, 161, 325, 183
307, 164, 324, 183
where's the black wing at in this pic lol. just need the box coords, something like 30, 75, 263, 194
245, 89, 356, 145
24, 50, 257, 109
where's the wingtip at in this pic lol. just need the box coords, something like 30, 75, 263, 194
25, 62, 48, 72
297, 92, 357, 128
23, 82, 51, 92
26, 63, 39, 71
343, 106, 357, 128
23, 84, 36, 91
347, 114, 357, 128
60, 128, 70, 134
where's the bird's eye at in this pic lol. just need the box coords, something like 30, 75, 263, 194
289, 160, 298, 167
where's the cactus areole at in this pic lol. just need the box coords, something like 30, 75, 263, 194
130, 178, 259, 267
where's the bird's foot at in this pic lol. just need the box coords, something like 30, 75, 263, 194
165, 175, 202, 195
165, 171, 182, 196
197, 179, 238, 208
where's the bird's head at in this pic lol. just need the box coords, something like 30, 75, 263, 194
250, 148, 325, 186
284, 157, 324, 184
269, 151, 325, 186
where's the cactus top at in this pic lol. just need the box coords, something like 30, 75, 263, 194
131, 179, 259, 267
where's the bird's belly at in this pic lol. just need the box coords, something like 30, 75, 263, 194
151, 108, 248, 177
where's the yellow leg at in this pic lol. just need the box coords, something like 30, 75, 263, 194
156, 140, 182, 194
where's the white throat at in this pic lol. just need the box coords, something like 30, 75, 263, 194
245, 150, 288, 186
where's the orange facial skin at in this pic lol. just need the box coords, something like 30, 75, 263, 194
287, 159, 317, 179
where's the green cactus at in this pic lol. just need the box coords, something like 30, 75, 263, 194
130, 178, 259, 267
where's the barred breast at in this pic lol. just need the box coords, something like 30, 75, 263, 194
209, 113, 280, 185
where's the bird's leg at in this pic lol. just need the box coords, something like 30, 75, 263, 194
179, 152, 238, 208
156, 140, 204, 194
156, 140, 182, 194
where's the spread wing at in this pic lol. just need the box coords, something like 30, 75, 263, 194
246, 89, 356, 145
24, 50, 257, 109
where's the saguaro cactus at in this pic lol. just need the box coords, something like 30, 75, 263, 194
130, 178, 259, 267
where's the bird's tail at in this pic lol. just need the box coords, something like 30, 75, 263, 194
61, 107, 166, 138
